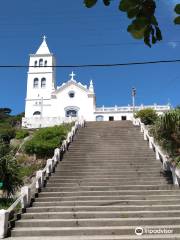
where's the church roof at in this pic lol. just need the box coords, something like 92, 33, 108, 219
36, 36, 51, 55
54, 72, 92, 94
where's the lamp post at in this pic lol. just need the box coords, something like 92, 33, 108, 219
132, 87, 136, 116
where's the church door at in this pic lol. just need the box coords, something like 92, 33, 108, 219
66, 109, 78, 117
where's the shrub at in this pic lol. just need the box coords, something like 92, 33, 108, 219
15, 129, 29, 139
24, 124, 72, 158
151, 109, 180, 158
135, 108, 158, 125
0, 125, 16, 143
0, 141, 23, 197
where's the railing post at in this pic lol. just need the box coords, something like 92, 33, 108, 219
149, 137, 153, 149
54, 148, 60, 163
0, 209, 9, 239
21, 186, 31, 208
155, 149, 160, 160
171, 166, 179, 186
143, 131, 147, 140
36, 170, 44, 189
47, 159, 53, 175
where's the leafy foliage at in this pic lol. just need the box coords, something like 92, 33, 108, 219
135, 108, 158, 125
15, 129, 29, 140
174, 4, 180, 24
0, 198, 16, 209
0, 125, 16, 143
84, 0, 180, 47
0, 108, 12, 120
0, 108, 24, 143
150, 109, 180, 164
0, 141, 23, 197
24, 124, 72, 158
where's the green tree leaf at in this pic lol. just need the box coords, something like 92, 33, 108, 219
119, 0, 132, 12
175, 4, 180, 14
84, 0, 97, 8
103, 0, 111, 6
174, 16, 180, 25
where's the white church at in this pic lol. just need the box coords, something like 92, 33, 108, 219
22, 37, 170, 129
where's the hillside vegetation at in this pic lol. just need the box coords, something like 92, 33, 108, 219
135, 107, 180, 167
0, 108, 72, 206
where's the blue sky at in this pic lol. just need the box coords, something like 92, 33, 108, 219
0, 0, 179, 114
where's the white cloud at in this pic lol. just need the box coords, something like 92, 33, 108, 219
168, 41, 178, 48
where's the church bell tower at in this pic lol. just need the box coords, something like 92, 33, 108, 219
25, 36, 56, 118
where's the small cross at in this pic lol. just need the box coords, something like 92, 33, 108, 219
69, 71, 76, 80
43, 35, 47, 41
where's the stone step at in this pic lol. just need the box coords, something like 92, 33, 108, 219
62, 159, 160, 163
51, 173, 163, 178
48, 177, 171, 184
42, 185, 174, 192
54, 169, 162, 173
46, 181, 168, 187
11, 225, 180, 237
50, 175, 167, 180
56, 166, 162, 170
55, 167, 162, 172
27, 205, 180, 213
54, 169, 162, 174
64, 156, 157, 159
36, 194, 180, 202
33, 199, 180, 206
21, 210, 180, 220
15, 217, 180, 228
7, 234, 180, 240
59, 162, 161, 166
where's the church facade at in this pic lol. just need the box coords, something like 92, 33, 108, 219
22, 37, 170, 129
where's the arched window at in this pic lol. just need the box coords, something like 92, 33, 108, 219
33, 111, 41, 116
34, 61, 38, 67
41, 78, 46, 88
33, 78, 39, 88
39, 59, 43, 67
44, 60, 47, 67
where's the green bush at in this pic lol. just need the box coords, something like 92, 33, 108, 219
15, 129, 29, 139
0, 141, 23, 197
0, 125, 16, 143
19, 164, 42, 178
0, 198, 15, 209
24, 124, 72, 158
135, 108, 158, 125
150, 109, 180, 158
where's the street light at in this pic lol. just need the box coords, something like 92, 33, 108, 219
132, 87, 136, 116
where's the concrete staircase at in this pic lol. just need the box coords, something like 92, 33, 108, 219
11, 121, 180, 239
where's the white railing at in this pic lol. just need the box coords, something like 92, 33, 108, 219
0, 119, 85, 239
95, 104, 170, 113
132, 117, 180, 186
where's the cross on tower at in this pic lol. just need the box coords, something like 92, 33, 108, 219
69, 71, 76, 80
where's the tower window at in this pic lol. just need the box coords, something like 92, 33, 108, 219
33, 78, 39, 88
39, 59, 43, 67
41, 78, 46, 88
34, 61, 38, 67
68, 91, 75, 98
44, 60, 47, 67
